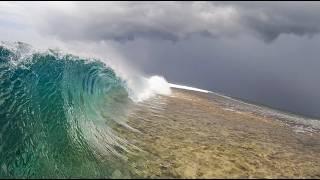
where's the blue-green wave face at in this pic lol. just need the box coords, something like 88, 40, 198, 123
0, 42, 133, 178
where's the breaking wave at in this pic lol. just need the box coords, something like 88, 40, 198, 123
0, 42, 170, 178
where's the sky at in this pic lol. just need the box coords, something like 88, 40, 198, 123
1, 1, 320, 118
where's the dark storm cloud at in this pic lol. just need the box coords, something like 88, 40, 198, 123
15, 2, 320, 43
232, 2, 320, 42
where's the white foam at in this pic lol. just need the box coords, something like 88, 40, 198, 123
129, 75, 172, 102
169, 83, 211, 93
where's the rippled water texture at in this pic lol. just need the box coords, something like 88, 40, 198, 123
116, 89, 320, 178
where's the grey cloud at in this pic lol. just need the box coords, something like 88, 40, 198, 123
14, 1, 320, 43
33, 2, 239, 42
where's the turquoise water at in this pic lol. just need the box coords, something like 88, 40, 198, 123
0, 42, 133, 178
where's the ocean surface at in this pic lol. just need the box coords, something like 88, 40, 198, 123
0, 42, 319, 178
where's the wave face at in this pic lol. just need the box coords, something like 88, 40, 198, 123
0, 42, 135, 178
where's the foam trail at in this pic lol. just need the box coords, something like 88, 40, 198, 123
169, 83, 211, 93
